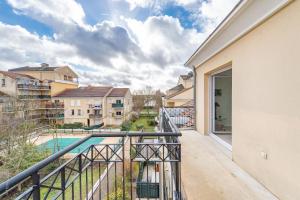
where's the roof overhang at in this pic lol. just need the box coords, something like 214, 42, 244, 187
185, 0, 291, 68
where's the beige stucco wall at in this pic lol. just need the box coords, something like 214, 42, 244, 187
53, 90, 132, 127
178, 77, 193, 88
106, 91, 133, 126
194, 1, 300, 199
50, 82, 78, 97
52, 97, 105, 126
165, 87, 193, 107
0, 74, 16, 96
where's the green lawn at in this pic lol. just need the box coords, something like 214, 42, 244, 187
130, 117, 156, 132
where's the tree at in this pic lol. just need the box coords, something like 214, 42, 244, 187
0, 98, 51, 182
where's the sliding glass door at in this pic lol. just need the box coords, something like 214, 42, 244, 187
211, 69, 232, 134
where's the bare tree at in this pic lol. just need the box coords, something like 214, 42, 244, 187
154, 90, 163, 112
0, 98, 51, 182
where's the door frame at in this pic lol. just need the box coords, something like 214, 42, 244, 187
209, 66, 232, 150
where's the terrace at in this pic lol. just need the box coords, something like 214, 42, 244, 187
0, 106, 278, 200
0, 108, 182, 200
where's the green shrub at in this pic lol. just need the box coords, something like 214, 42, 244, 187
147, 119, 157, 126
136, 124, 144, 130
61, 122, 83, 129
121, 121, 132, 131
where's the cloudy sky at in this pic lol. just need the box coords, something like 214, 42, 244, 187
0, 0, 238, 91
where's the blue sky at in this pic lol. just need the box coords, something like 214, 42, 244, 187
0, 0, 238, 90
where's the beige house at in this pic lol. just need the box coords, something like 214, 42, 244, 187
164, 74, 193, 107
0, 64, 79, 124
53, 87, 132, 127
0, 71, 52, 122
9, 63, 79, 96
185, 0, 300, 199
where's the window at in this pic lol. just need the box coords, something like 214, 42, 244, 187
78, 109, 81, 116
71, 100, 75, 106
116, 111, 122, 116
71, 109, 75, 116
76, 100, 80, 106
116, 100, 121, 104
87, 109, 90, 114
1, 79, 5, 87
54, 100, 59, 104
64, 75, 67, 80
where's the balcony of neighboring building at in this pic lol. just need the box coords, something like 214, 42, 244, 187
63, 74, 79, 84
18, 95, 51, 100
88, 104, 102, 110
17, 83, 51, 91
44, 102, 64, 109
89, 113, 103, 119
45, 113, 64, 119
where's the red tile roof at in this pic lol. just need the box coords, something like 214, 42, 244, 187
54, 86, 113, 97
107, 88, 129, 97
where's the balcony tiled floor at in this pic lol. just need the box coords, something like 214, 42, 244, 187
180, 130, 278, 200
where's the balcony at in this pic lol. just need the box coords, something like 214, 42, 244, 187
45, 102, 64, 109
45, 113, 64, 119
17, 84, 51, 90
89, 104, 102, 110
0, 108, 182, 200
89, 113, 102, 118
112, 103, 123, 108
18, 95, 51, 100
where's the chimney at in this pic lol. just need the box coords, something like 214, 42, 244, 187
41, 63, 49, 69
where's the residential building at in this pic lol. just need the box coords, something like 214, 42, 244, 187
0, 64, 79, 124
106, 88, 133, 126
185, 0, 300, 199
164, 73, 193, 107
53, 86, 132, 127
9, 63, 79, 96
0, 71, 52, 122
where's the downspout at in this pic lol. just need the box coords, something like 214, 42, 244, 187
193, 66, 197, 131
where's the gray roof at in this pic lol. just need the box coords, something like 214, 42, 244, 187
54, 86, 113, 97
107, 88, 129, 97
168, 84, 184, 92
9, 66, 59, 72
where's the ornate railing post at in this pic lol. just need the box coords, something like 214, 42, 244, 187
32, 172, 40, 200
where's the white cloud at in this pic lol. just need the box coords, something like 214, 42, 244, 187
0, 0, 238, 91
122, 15, 204, 67
199, 0, 239, 32
0, 22, 77, 68
7, 0, 86, 28
125, 0, 153, 10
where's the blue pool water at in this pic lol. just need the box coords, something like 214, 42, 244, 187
39, 137, 104, 154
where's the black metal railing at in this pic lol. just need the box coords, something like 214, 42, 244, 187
18, 95, 51, 100
165, 106, 195, 129
0, 109, 182, 200
89, 114, 103, 119
17, 84, 51, 90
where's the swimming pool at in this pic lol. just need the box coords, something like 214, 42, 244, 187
39, 137, 104, 154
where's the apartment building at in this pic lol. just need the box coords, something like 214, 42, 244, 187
53, 86, 132, 127
164, 73, 193, 107
9, 63, 78, 96
185, 0, 300, 199
0, 71, 51, 122
0, 64, 78, 124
